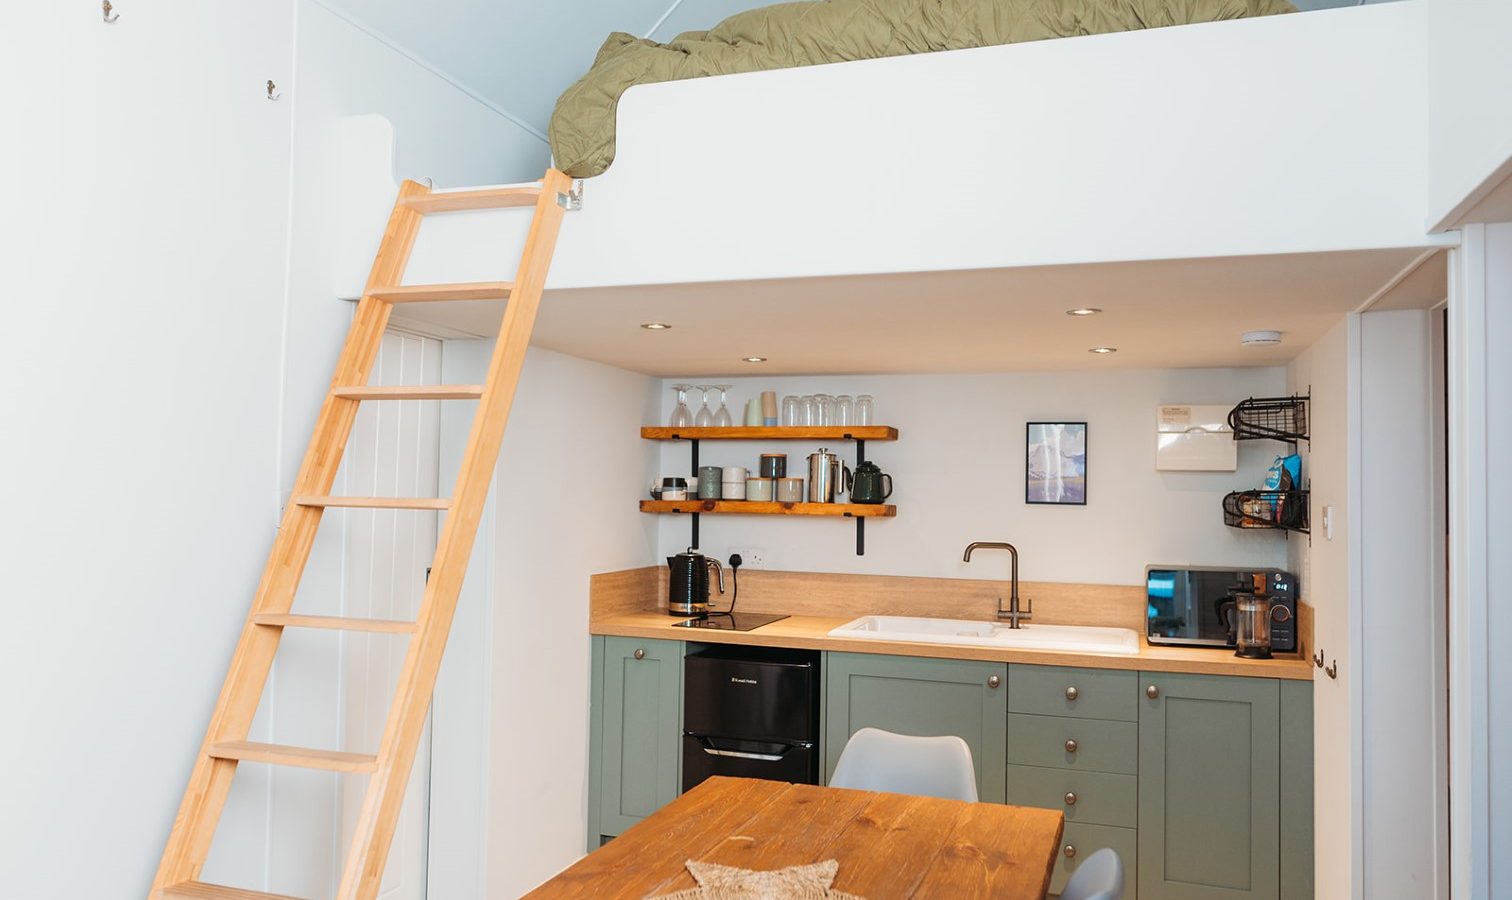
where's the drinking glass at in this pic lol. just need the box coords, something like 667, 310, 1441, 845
813, 394, 834, 427
800, 395, 818, 427
713, 385, 734, 428
835, 394, 854, 427
669, 383, 693, 428
855, 394, 875, 426
693, 384, 715, 428
781, 395, 801, 427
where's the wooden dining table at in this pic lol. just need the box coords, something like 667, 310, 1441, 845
526, 776, 1065, 899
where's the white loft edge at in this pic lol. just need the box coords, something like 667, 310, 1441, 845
336, 1, 1451, 299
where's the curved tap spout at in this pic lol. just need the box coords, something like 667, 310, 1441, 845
962, 541, 1031, 628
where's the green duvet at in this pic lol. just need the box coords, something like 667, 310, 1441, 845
548, 0, 1295, 178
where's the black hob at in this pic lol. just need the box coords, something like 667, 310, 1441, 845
671, 612, 789, 632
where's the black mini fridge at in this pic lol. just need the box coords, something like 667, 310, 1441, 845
682, 645, 820, 791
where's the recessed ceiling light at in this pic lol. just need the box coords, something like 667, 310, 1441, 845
640, 322, 671, 330
1089, 347, 1117, 354
1066, 307, 1103, 317
1240, 330, 1283, 346
742, 356, 768, 363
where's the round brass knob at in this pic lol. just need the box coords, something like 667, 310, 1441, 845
1146, 684, 1160, 699
988, 675, 1001, 689
1065, 686, 1079, 701
633, 648, 645, 660
1063, 845, 1077, 859
1064, 739, 1078, 753
1064, 791, 1078, 806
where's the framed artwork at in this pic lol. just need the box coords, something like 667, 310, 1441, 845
1026, 422, 1087, 505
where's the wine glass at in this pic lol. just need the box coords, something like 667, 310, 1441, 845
835, 394, 854, 427
713, 385, 734, 428
813, 393, 834, 427
693, 384, 715, 428
781, 395, 801, 427
669, 384, 693, 428
800, 395, 818, 427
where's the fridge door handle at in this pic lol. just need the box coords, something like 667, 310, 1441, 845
700, 746, 786, 761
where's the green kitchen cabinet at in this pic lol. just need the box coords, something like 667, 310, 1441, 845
1138, 671, 1281, 899
1280, 680, 1315, 899
587, 636, 683, 845
823, 651, 1008, 802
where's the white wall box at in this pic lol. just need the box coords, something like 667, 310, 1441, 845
1156, 405, 1238, 472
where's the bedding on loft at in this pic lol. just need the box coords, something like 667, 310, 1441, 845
548, 0, 1295, 179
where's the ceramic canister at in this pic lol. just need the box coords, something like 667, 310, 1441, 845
746, 477, 775, 501
775, 477, 805, 503
697, 466, 722, 499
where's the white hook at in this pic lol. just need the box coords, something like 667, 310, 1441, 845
266, 80, 281, 101
103, 0, 119, 23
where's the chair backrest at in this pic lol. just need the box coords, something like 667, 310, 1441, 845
1058, 847, 1124, 900
828, 727, 978, 802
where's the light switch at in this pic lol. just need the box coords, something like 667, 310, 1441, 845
1323, 505, 1335, 540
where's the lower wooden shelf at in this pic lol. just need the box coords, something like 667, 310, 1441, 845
640, 499, 896, 518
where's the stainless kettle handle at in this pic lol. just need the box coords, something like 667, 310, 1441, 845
705, 557, 725, 594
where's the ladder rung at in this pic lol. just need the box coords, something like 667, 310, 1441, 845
402, 186, 541, 213
207, 740, 377, 773
293, 496, 450, 510
252, 613, 416, 634
330, 385, 485, 401
369, 282, 512, 303
164, 882, 306, 900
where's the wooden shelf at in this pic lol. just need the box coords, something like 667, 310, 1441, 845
640, 426, 898, 441
641, 500, 896, 518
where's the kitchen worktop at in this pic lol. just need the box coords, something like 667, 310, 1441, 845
591, 610, 1315, 681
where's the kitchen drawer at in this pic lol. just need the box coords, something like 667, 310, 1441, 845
1006, 764, 1137, 828
1009, 663, 1137, 722
1048, 822, 1139, 896
1008, 713, 1137, 774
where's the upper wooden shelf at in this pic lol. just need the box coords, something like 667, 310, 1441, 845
641, 500, 896, 518
640, 426, 898, 441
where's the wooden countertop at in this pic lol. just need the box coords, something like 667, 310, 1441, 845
526, 776, 1063, 899
591, 611, 1315, 680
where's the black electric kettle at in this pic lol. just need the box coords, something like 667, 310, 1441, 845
667, 548, 725, 617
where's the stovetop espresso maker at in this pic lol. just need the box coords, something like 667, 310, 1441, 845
667, 548, 725, 617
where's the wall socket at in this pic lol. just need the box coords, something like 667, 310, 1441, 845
729, 547, 766, 569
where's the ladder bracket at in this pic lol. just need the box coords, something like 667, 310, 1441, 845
556, 179, 584, 211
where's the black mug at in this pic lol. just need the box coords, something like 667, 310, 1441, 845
850, 461, 893, 504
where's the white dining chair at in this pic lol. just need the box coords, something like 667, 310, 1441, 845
828, 727, 979, 802
1058, 847, 1124, 900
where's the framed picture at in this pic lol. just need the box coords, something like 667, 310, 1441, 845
1026, 422, 1087, 505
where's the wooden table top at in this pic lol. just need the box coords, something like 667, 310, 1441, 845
526, 776, 1065, 899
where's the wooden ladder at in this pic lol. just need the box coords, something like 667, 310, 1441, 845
151, 169, 576, 900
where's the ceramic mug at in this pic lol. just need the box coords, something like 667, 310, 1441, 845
747, 477, 775, 501
653, 476, 688, 501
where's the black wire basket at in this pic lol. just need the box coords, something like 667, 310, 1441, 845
1228, 396, 1309, 443
1223, 490, 1310, 533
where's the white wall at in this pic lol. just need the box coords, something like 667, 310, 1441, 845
656, 369, 1291, 583
1287, 316, 1358, 899
1427, 0, 1512, 227
1, 3, 294, 896
432, 345, 659, 899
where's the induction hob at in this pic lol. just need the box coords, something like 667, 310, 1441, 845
671, 612, 789, 632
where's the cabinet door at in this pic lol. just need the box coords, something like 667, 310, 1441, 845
596, 636, 683, 838
1139, 672, 1280, 899
1279, 680, 1315, 900
824, 652, 1007, 802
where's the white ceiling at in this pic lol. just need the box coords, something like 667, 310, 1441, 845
392, 248, 1440, 376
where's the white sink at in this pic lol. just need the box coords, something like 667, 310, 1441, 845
828, 615, 1140, 655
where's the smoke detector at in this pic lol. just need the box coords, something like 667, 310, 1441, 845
1241, 330, 1283, 346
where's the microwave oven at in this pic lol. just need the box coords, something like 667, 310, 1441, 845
1145, 566, 1298, 652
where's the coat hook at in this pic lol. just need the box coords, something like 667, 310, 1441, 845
1325, 659, 1338, 680
103, 1, 119, 23
266, 80, 281, 101
1312, 650, 1325, 668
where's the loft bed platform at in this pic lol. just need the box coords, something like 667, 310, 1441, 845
334, 1, 1451, 352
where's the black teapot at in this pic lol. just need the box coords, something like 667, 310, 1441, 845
849, 461, 893, 504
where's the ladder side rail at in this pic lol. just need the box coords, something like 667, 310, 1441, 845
151, 180, 432, 896
335, 169, 574, 900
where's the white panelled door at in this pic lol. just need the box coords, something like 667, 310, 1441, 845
341, 330, 445, 900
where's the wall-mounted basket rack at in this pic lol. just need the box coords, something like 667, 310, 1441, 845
1222, 489, 1310, 534
1227, 394, 1309, 444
